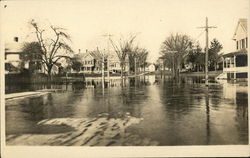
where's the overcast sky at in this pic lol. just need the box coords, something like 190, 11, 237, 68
1, 0, 249, 62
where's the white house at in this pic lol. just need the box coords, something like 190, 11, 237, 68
146, 64, 156, 72
216, 19, 248, 80
4, 37, 28, 73
5, 37, 60, 75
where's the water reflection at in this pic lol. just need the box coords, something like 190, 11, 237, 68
5, 75, 248, 145
205, 86, 210, 145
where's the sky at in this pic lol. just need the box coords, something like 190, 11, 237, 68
1, 0, 249, 62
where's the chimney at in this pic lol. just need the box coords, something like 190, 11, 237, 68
14, 37, 18, 42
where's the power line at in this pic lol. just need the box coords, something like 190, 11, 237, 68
194, 30, 206, 43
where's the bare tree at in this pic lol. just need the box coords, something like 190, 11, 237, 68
129, 46, 149, 74
109, 35, 136, 78
137, 48, 148, 73
160, 33, 193, 78
29, 19, 74, 80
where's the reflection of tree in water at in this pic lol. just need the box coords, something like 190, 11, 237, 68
160, 77, 199, 118
87, 77, 149, 118
71, 81, 86, 91
21, 95, 47, 121
41, 92, 84, 118
205, 86, 210, 145
235, 91, 248, 142
207, 85, 223, 110
159, 76, 212, 144
6, 95, 48, 135
120, 83, 147, 118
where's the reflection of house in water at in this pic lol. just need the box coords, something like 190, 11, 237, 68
221, 81, 248, 100
222, 82, 237, 99
144, 75, 156, 85
217, 19, 248, 81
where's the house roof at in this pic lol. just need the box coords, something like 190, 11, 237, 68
5, 42, 24, 53
222, 48, 247, 57
81, 50, 119, 61
90, 51, 103, 60
232, 18, 247, 40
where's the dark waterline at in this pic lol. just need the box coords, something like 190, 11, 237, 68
5, 75, 248, 145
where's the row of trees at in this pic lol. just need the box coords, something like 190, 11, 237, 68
21, 20, 149, 80
186, 38, 223, 72
159, 33, 223, 77
22, 20, 223, 81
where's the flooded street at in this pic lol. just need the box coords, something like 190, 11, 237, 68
5, 75, 248, 145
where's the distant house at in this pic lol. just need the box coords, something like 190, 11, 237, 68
108, 52, 123, 73
107, 51, 129, 73
4, 37, 27, 73
145, 64, 155, 72
216, 19, 248, 80
77, 49, 128, 74
5, 37, 59, 75
78, 50, 102, 73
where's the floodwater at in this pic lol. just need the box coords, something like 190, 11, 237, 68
5, 75, 248, 145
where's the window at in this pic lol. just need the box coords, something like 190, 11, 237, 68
236, 41, 239, 50
14, 37, 18, 42
236, 72, 248, 78
242, 39, 245, 48
246, 37, 248, 48
236, 55, 248, 67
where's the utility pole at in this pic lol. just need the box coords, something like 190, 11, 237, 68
197, 17, 217, 86
134, 57, 137, 76
102, 34, 113, 82
97, 47, 105, 89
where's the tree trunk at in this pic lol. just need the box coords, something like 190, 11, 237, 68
121, 64, 123, 79
176, 63, 180, 79
120, 64, 124, 87
47, 66, 52, 89
134, 58, 137, 76
128, 61, 130, 75
143, 63, 145, 73
163, 62, 166, 77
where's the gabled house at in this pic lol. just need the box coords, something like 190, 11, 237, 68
216, 19, 248, 80
79, 50, 102, 73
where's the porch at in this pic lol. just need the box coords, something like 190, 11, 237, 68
219, 49, 248, 80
